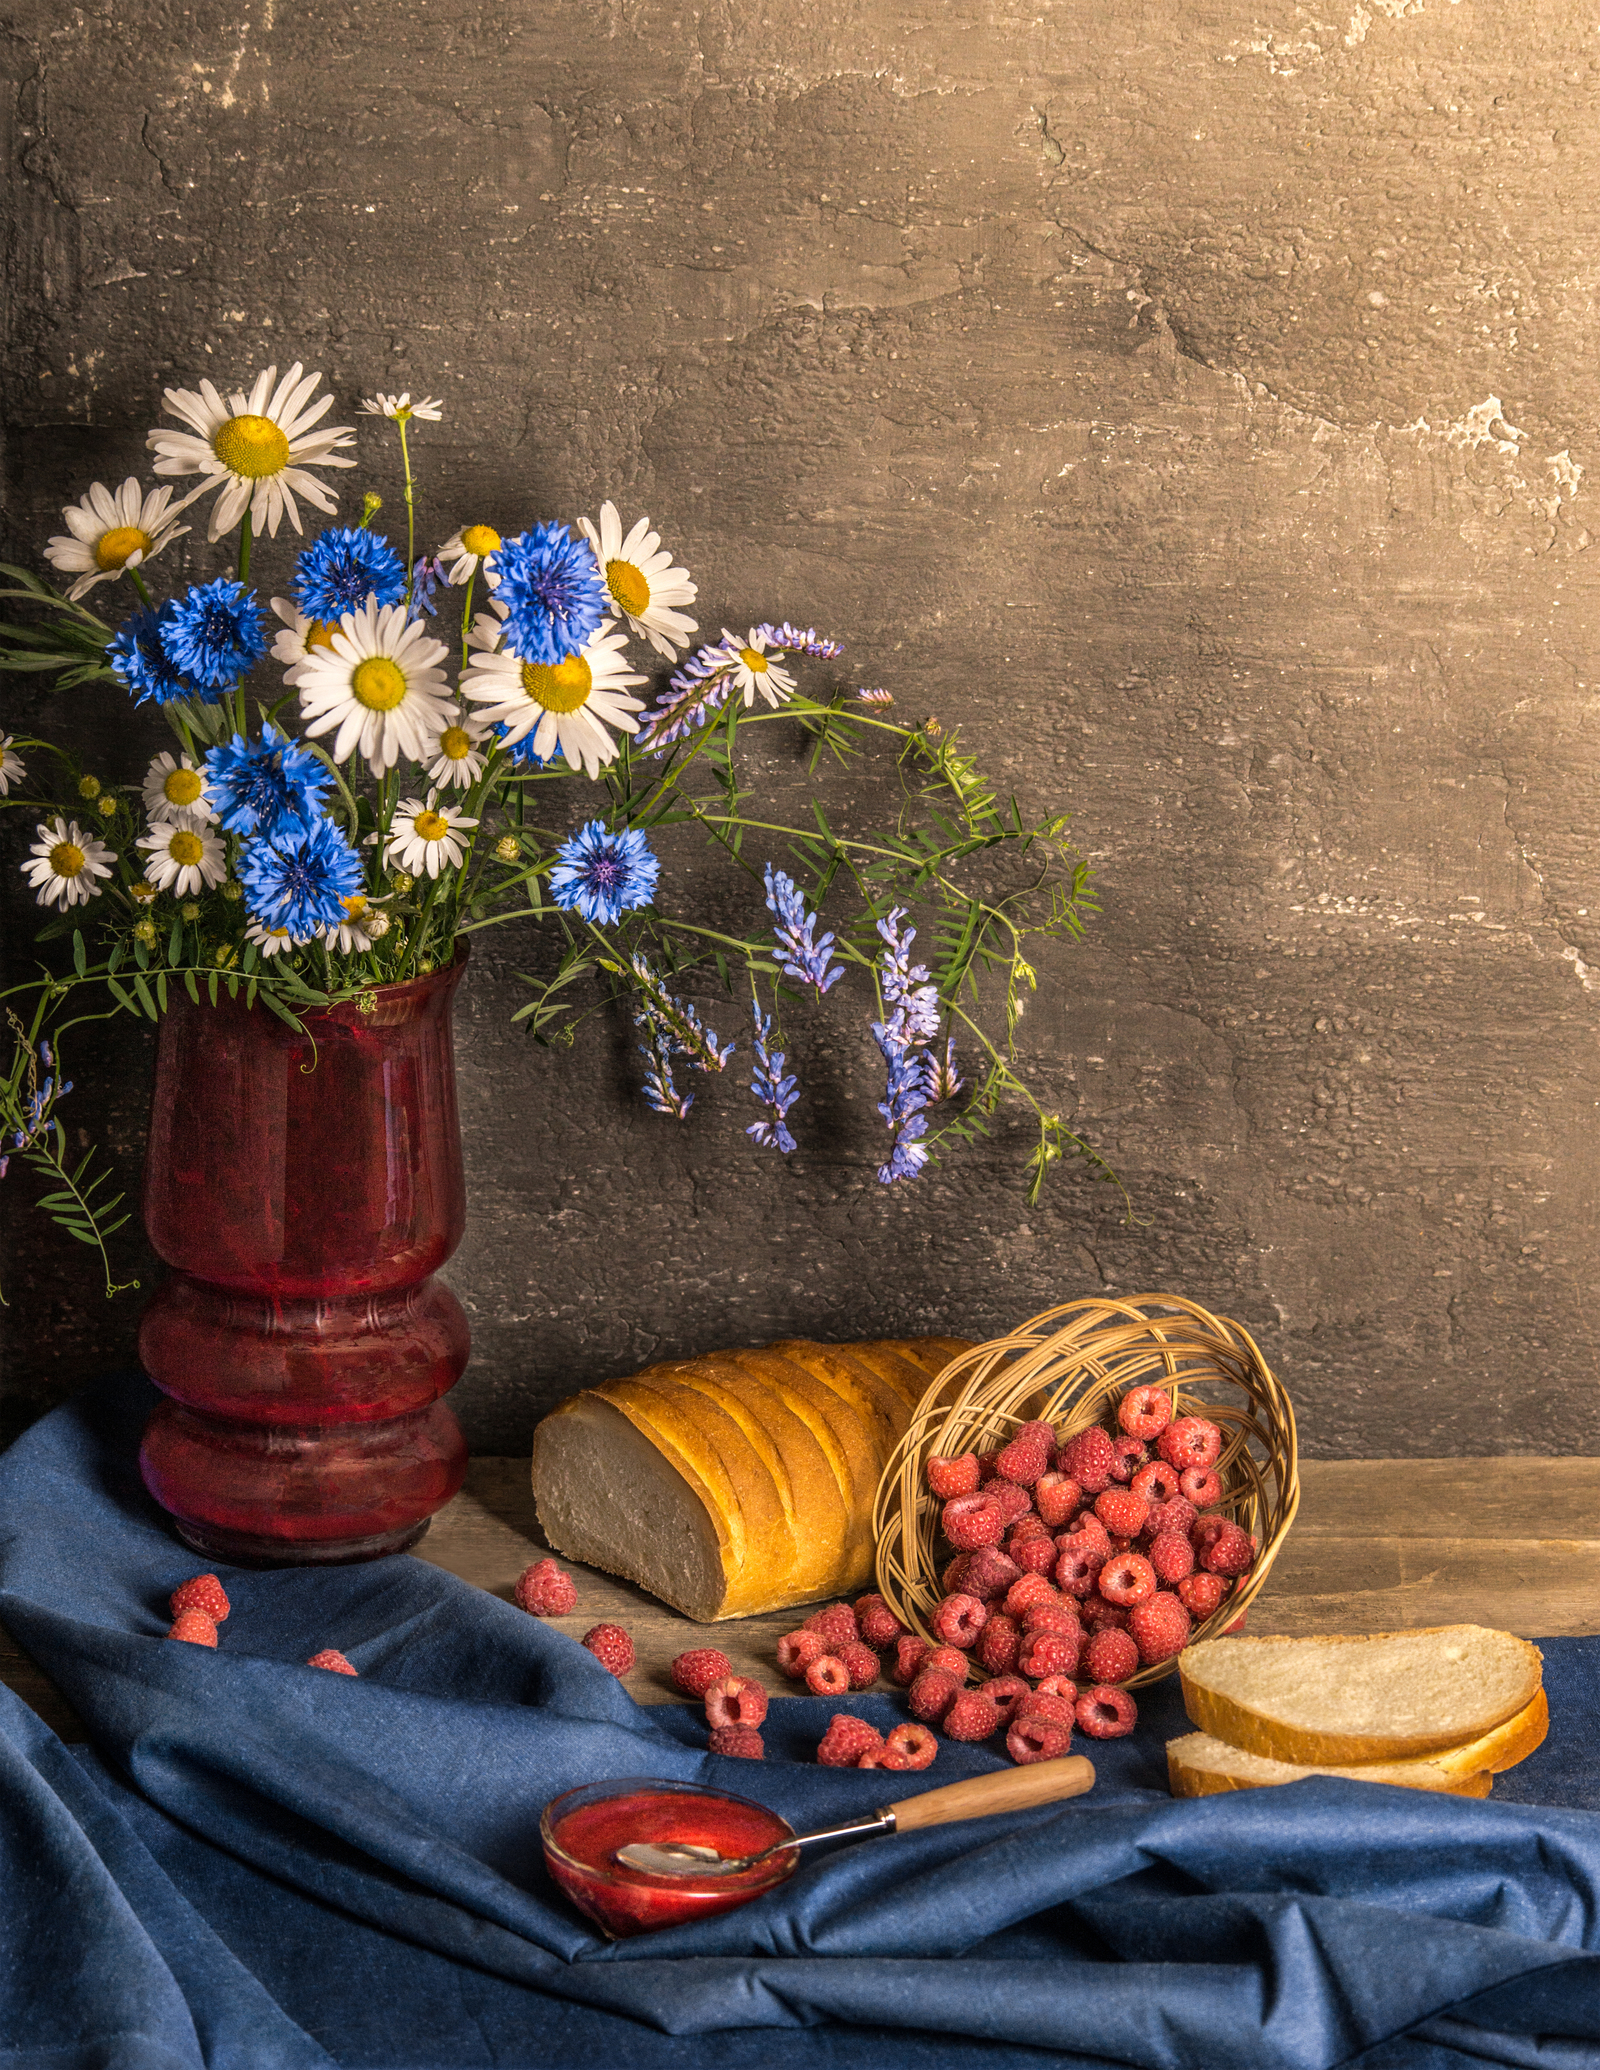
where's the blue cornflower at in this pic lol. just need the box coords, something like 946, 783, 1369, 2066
764, 865, 842, 995
237, 815, 363, 935
490, 523, 606, 665
205, 725, 332, 838
108, 603, 206, 707
639, 1023, 694, 1120
162, 579, 267, 692
550, 820, 660, 926
746, 1003, 797, 1154
408, 554, 448, 621
293, 527, 407, 620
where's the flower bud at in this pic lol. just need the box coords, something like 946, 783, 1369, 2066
222, 879, 243, 902
77, 775, 101, 800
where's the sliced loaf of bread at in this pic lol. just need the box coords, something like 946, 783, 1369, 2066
1167, 1732, 1494, 1798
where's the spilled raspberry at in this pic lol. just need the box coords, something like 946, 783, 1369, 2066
170, 1574, 230, 1624
1003, 1572, 1058, 1619
1079, 1597, 1131, 1634
941, 1553, 974, 1596
1018, 1629, 1078, 1680
855, 1593, 907, 1650
708, 1725, 765, 1759
671, 1647, 734, 1699
1032, 1674, 1080, 1707
908, 1666, 962, 1723
582, 1624, 634, 1676
1008, 1712, 1072, 1765
925, 1645, 970, 1678
836, 1640, 883, 1690
882, 1721, 938, 1771
804, 1602, 860, 1648
977, 1613, 1022, 1676
307, 1648, 356, 1675
817, 1713, 886, 1767
168, 1610, 217, 1648
804, 1653, 852, 1697
942, 1690, 1002, 1742
514, 1558, 577, 1617
890, 1635, 933, 1686
1021, 1599, 1079, 1636
1075, 1685, 1138, 1738
704, 1675, 768, 1729
776, 1629, 828, 1680
982, 1673, 1032, 1726
932, 1592, 988, 1649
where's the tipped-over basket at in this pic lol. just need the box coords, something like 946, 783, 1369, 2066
872, 1294, 1299, 1687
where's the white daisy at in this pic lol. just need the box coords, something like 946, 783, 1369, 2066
360, 393, 444, 423
0, 736, 25, 797
720, 627, 797, 710
439, 525, 503, 587
577, 501, 698, 658
295, 600, 455, 776
23, 817, 114, 911
422, 713, 489, 790
320, 890, 391, 953
245, 917, 310, 959
461, 608, 647, 778
147, 363, 356, 542
142, 752, 217, 826
384, 793, 478, 879
269, 597, 341, 684
44, 478, 191, 600
137, 813, 227, 897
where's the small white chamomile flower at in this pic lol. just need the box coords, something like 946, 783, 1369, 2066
426, 714, 491, 790
384, 793, 478, 879
137, 813, 227, 898
45, 478, 191, 600
321, 890, 391, 954
720, 627, 797, 710
577, 501, 698, 659
360, 393, 444, 422
147, 362, 356, 541
439, 525, 503, 587
295, 600, 456, 776
142, 752, 217, 826
269, 597, 342, 684
0, 736, 25, 796
461, 605, 646, 779
23, 817, 114, 910
245, 917, 311, 959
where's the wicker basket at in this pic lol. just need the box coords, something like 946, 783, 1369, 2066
872, 1294, 1299, 1687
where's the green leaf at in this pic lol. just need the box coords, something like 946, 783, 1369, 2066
71, 929, 86, 978
132, 973, 159, 1021
167, 917, 183, 965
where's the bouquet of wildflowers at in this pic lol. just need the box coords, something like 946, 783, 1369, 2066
0, 364, 1113, 1294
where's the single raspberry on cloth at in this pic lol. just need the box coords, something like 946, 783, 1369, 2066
926, 1452, 980, 1499
1108, 1436, 1148, 1485
1008, 1712, 1072, 1764
1003, 1572, 1057, 1619
1130, 1459, 1180, 1507
167, 1610, 217, 1648
804, 1654, 852, 1697
581, 1624, 634, 1675
514, 1558, 577, 1617
925, 1645, 970, 1678
890, 1635, 933, 1686
817, 1713, 886, 1767
671, 1647, 734, 1699
995, 1420, 1055, 1487
704, 1675, 768, 1729
941, 1494, 1005, 1550
708, 1725, 765, 1759
836, 1640, 883, 1690
883, 1722, 938, 1771
1018, 1629, 1078, 1680
1180, 1465, 1225, 1510
1094, 1487, 1150, 1539
1157, 1416, 1222, 1472
908, 1666, 962, 1723
1057, 1427, 1116, 1494
1177, 1571, 1231, 1619
854, 1593, 908, 1650
1117, 1385, 1173, 1441
1075, 1684, 1138, 1738
1083, 1627, 1140, 1684
1033, 1472, 1082, 1528
307, 1649, 356, 1674
960, 1546, 1022, 1601
1097, 1552, 1157, 1608
1201, 1521, 1255, 1576
977, 1613, 1021, 1676
170, 1574, 230, 1624
932, 1593, 988, 1648
1147, 1530, 1196, 1584
776, 1629, 828, 1679
1127, 1590, 1191, 1665
942, 1690, 1002, 1742
982, 1673, 1032, 1726
804, 1602, 860, 1648
1015, 1691, 1076, 1733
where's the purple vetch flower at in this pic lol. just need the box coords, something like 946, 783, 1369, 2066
628, 950, 733, 1078
745, 1002, 798, 1154
925, 1036, 963, 1104
856, 686, 894, 708
763, 865, 842, 996
752, 621, 844, 661
872, 907, 941, 1185
408, 554, 448, 621
639, 1022, 694, 1120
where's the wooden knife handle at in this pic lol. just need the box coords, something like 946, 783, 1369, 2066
887, 1755, 1095, 1832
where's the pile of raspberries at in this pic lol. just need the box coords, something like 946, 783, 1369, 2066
163, 1573, 356, 1674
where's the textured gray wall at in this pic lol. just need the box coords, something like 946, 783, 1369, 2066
4, 0, 1599, 1456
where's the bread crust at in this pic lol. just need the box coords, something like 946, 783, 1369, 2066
1166, 1733, 1494, 1799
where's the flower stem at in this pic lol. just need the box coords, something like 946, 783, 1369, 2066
398, 418, 416, 607
128, 567, 154, 610
237, 512, 252, 585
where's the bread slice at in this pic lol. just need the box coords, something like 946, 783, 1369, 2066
1167, 1732, 1494, 1799
1179, 1627, 1545, 1765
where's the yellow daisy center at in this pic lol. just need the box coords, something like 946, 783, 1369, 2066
131, 879, 157, 902
606, 559, 651, 618
342, 894, 369, 919
306, 620, 339, 653
168, 830, 204, 867
461, 524, 501, 558
439, 726, 472, 761
519, 654, 592, 713
95, 525, 154, 572
50, 840, 86, 879
739, 647, 769, 673
414, 810, 449, 841
163, 768, 204, 807
352, 656, 409, 711
212, 413, 291, 479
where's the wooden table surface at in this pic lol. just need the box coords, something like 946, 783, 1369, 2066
6, 1456, 1597, 1742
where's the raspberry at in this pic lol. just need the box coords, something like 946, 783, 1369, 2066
170, 1574, 230, 1623
995, 1420, 1054, 1486
1225, 1609, 1249, 1634
932, 1592, 988, 1648
1018, 1630, 1078, 1680
978, 1614, 1021, 1675
1031, 1675, 1080, 1706
168, 1610, 217, 1648
513, 1558, 577, 1617
1083, 1627, 1140, 1683
1127, 1591, 1191, 1665
817, 1713, 887, 1767
836, 1640, 883, 1690
582, 1624, 635, 1675
909, 1666, 962, 1722
1094, 1488, 1150, 1539
1143, 1495, 1198, 1543
987, 1481, 1034, 1525
1147, 1530, 1195, 1584
1177, 1571, 1231, 1619
1079, 1597, 1131, 1634
1015, 1690, 1076, 1730
1058, 1427, 1117, 1494
1059, 1511, 1111, 1555
670, 1647, 734, 1699
1075, 1685, 1138, 1738
704, 1675, 769, 1728
776, 1629, 828, 1680
975, 1449, 1004, 1482
1007, 1513, 1051, 1546
805, 1653, 852, 1697
1033, 1473, 1082, 1528
1008, 1713, 1072, 1764
960, 1546, 1022, 1601
1106, 1535, 1135, 1557
1108, 1435, 1148, 1485
926, 1452, 980, 1498
855, 1593, 908, 1650
941, 1493, 1004, 1550
1097, 1552, 1157, 1608
941, 1555, 974, 1595
1054, 1543, 1105, 1598
1157, 1416, 1222, 1472
804, 1602, 860, 1648
1180, 1466, 1225, 1510
942, 1690, 1002, 1742
1201, 1522, 1254, 1577
1003, 1573, 1057, 1619
1010, 1533, 1058, 1576
307, 1648, 356, 1674
1021, 1600, 1079, 1636
925, 1645, 970, 1678
890, 1635, 933, 1686
1191, 1515, 1230, 1559
708, 1725, 765, 1759
1130, 1459, 1180, 1507
883, 1721, 939, 1771
982, 1673, 1032, 1725
1117, 1385, 1173, 1441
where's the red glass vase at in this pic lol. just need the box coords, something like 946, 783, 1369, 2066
137, 954, 471, 1563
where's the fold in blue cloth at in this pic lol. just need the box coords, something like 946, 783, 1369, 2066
2, 1378, 1598, 2070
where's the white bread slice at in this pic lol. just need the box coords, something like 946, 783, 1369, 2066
1167, 1732, 1494, 1798
1179, 1627, 1544, 1765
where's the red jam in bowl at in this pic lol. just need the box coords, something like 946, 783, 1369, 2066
541, 1778, 797, 1938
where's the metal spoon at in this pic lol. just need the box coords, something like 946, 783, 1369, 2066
616, 1753, 1096, 1878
